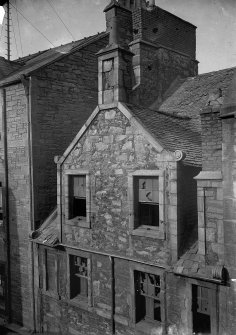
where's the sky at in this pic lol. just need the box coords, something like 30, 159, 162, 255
0, 0, 235, 74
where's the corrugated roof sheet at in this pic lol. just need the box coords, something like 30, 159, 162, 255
159, 66, 236, 123
0, 32, 107, 86
33, 209, 59, 246
127, 104, 202, 166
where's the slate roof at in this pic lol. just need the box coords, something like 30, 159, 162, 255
0, 32, 107, 86
127, 104, 202, 166
0, 56, 22, 79
158, 66, 236, 124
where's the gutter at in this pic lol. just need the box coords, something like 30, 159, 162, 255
2, 88, 11, 322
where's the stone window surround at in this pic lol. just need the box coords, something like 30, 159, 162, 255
66, 248, 92, 311
128, 170, 165, 239
129, 262, 166, 332
64, 169, 91, 229
186, 278, 218, 335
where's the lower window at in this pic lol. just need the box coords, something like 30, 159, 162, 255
134, 271, 162, 323
192, 284, 217, 334
70, 255, 88, 302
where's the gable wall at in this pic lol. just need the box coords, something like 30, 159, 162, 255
61, 107, 177, 264
31, 35, 108, 228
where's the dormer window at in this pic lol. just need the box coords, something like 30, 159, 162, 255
65, 170, 91, 228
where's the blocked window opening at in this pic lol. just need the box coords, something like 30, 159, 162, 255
0, 263, 5, 314
45, 250, 56, 292
192, 285, 211, 334
102, 58, 114, 91
69, 175, 86, 220
134, 271, 161, 323
135, 177, 159, 228
70, 255, 88, 302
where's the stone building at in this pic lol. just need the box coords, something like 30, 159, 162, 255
0, 0, 236, 334
0, 31, 109, 328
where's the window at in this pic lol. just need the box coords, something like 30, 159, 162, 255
135, 271, 161, 323
0, 263, 5, 314
130, 263, 165, 330
65, 171, 91, 228
128, 170, 165, 239
69, 175, 86, 220
192, 284, 217, 335
69, 255, 88, 303
136, 177, 159, 227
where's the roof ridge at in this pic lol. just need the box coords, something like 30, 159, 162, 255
127, 103, 191, 120
188, 65, 236, 80
13, 31, 106, 64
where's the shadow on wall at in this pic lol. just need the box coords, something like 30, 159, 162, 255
8, 187, 23, 326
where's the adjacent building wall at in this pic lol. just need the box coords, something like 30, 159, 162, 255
31, 35, 108, 228
3, 83, 34, 327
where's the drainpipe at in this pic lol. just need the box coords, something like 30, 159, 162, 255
2, 87, 11, 323
110, 256, 115, 335
20, 75, 36, 332
203, 188, 207, 264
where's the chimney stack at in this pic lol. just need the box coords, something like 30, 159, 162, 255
147, 0, 155, 10
97, 0, 133, 105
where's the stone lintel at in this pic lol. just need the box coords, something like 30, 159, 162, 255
194, 171, 222, 181
97, 44, 134, 57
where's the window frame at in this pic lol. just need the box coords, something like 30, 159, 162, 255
66, 248, 92, 310
64, 170, 91, 228
191, 281, 218, 335
128, 170, 165, 239
130, 262, 165, 330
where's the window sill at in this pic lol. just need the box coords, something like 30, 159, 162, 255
67, 297, 90, 311
67, 217, 90, 228
131, 227, 165, 239
135, 320, 164, 334
40, 289, 60, 300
